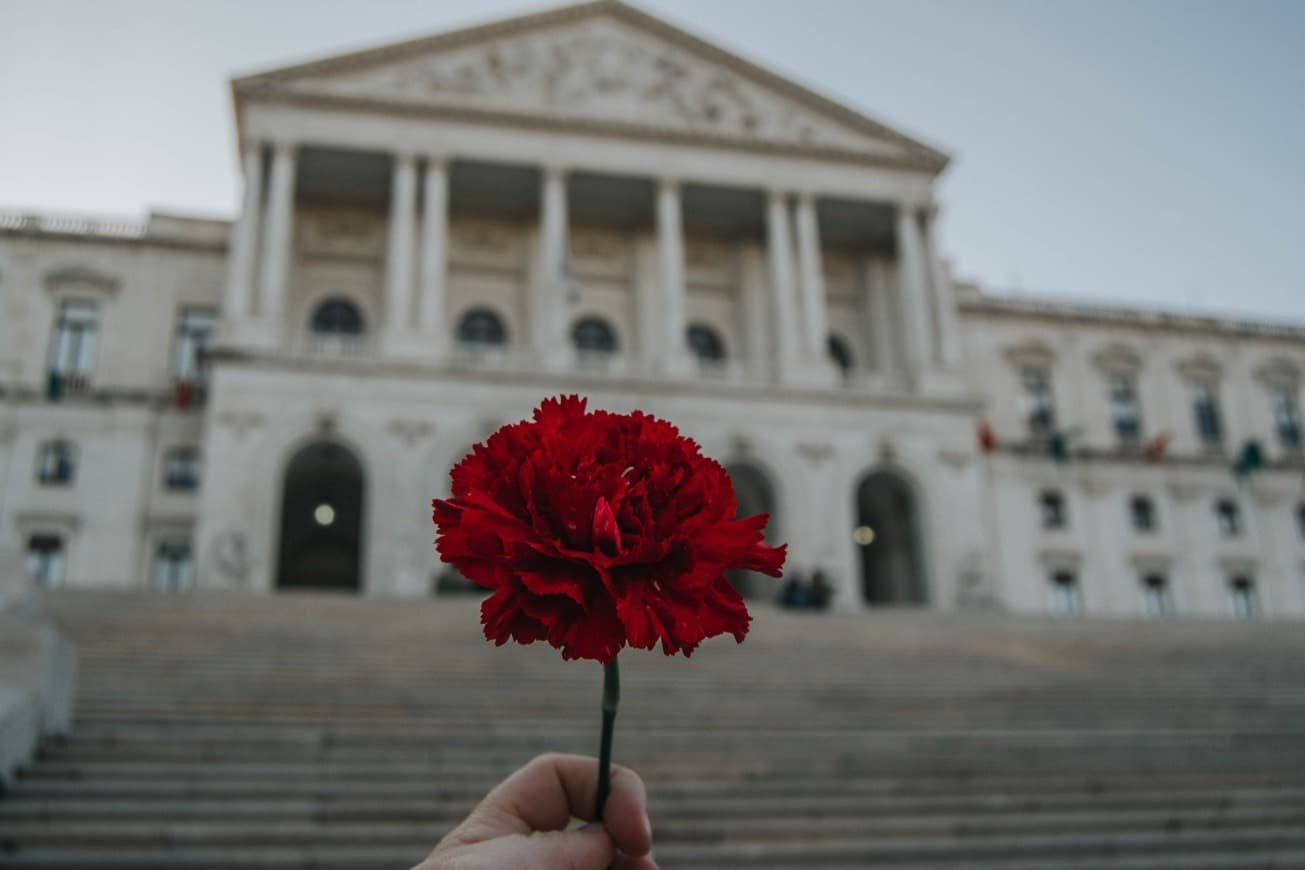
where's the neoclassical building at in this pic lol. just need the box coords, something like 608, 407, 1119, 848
2, 0, 1303, 618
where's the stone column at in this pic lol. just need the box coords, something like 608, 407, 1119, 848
794, 192, 830, 363
764, 191, 801, 376
739, 243, 770, 379
385, 153, 418, 334
533, 166, 568, 358
656, 178, 688, 373
923, 205, 962, 368
894, 202, 934, 385
417, 158, 448, 347
257, 142, 297, 322
223, 141, 263, 320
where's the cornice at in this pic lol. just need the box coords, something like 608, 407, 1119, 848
245, 91, 942, 173
960, 292, 1305, 342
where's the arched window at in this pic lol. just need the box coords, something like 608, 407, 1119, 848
687, 323, 725, 364
572, 316, 617, 356
310, 298, 364, 336
828, 334, 853, 377
456, 308, 507, 349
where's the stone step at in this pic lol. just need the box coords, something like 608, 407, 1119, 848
6, 805, 1305, 848
7, 787, 1305, 823
6, 829, 1305, 870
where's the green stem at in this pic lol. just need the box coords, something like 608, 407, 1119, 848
595, 657, 620, 821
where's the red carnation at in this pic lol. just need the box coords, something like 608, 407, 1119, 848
432, 395, 787, 664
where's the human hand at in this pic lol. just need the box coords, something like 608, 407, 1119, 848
414, 753, 657, 870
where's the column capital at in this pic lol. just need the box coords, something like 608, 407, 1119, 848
768, 188, 791, 206
423, 154, 448, 170
239, 139, 263, 160
542, 164, 568, 182
392, 151, 419, 167
657, 176, 680, 193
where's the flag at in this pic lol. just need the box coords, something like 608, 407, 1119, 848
978, 420, 997, 454
1144, 433, 1170, 463
1233, 440, 1265, 479
1047, 431, 1070, 465
46, 370, 63, 401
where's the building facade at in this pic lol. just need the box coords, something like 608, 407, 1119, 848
2, 1, 1303, 618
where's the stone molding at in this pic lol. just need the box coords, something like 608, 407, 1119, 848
43, 265, 120, 299
1090, 341, 1143, 376
1002, 338, 1057, 370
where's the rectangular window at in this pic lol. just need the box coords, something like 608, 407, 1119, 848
1229, 576, 1259, 619
49, 299, 99, 377
1192, 382, 1223, 448
1021, 367, 1056, 434
174, 307, 217, 385
1215, 499, 1242, 537
1271, 385, 1302, 451
36, 440, 76, 486
1141, 573, 1171, 617
1130, 495, 1157, 533
1040, 491, 1067, 530
163, 446, 201, 492
26, 534, 65, 588
154, 540, 193, 592
1108, 374, 1143, 446
1048, 570, 1082, 616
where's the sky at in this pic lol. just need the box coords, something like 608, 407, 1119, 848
1, 0, 1302, 321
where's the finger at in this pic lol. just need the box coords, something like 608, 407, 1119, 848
469, 753, 651, 855
601, 766, 653, 857
613, 853, 660, 870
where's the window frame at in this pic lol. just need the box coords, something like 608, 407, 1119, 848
571, 316, 619, 357
162, 446, 202, 493
1107, 372, 1143, 446
1229, 575, 1259, 619
26, 533, 66, 588
1039, 490, 1067, 530
309, 297, 366, 337
1270, 384, 1303, 451
173, 306, 217, 385
1191, 381, 1224, 448
1215, 499, 1242, 537
49, 298, 99, 377
35, 439, 76, 486
1129, 495, 1157, 533
1048, 569, 1082, 616
455, 307, 508, 350
1020, 366, 1056, 435
1141, 572, 1171, 617
153, 539, 194, 592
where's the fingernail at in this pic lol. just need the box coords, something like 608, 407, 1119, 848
642, 811, 653, 840
579, 821, 605, 834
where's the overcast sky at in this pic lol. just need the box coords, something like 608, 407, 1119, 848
2, 0, 1302, 320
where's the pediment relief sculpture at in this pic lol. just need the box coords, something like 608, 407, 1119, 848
237, 6, 945, 168
44, 265, 120, 298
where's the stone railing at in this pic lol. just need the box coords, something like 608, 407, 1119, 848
0, 210, 147, 239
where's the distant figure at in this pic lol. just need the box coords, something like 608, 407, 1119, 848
810, 570, 832, 610
779, 569, 809, 609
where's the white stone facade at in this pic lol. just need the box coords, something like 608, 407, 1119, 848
1, 1, 1302, 618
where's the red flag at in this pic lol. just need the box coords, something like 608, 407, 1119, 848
978, 420, 997, 454
174, 379, 194, 410
1144, 432, 1170, 462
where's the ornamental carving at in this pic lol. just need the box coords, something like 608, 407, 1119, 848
281, 19, 905, 158
44, 265, 119, 298
1090, 342, 1143, 375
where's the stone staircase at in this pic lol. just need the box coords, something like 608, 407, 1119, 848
3, 590, 1305, 868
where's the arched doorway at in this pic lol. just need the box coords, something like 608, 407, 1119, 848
855, 470, 926, 605
277, 441, 364, 592
726, 463, 778, 599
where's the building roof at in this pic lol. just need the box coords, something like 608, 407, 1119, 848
231, 0, 949, 172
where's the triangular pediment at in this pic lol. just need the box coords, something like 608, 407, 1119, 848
234, 1, 947, 170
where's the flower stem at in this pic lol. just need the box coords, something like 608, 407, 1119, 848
595, 656, 620, 821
